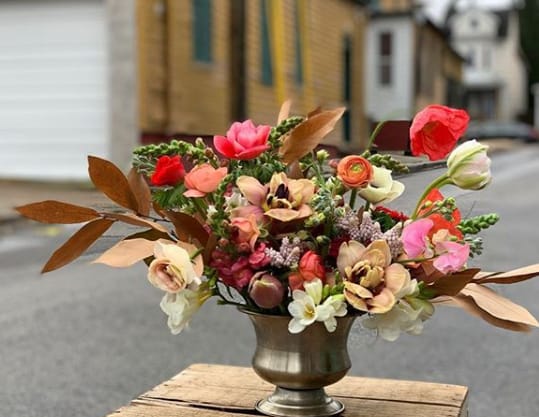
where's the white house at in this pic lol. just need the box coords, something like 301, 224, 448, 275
447, 4, 527, 121
0, 0, 137, 181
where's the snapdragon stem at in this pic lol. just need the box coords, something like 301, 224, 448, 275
411, 174, 451, 219
365, 121, 387, 151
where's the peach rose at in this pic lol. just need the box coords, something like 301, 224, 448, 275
184, 164, 228, 198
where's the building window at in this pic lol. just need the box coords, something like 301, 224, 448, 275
466, 47, 475, 68
378, 31, 392, 86
294, 0, 303, 86
260, 0, 273, 85
192, 0, 212, 63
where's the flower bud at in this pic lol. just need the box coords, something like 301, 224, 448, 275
447, 140, 491, 190
248, 273, 285, 309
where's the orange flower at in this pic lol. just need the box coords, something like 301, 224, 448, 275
337, 155, 373, 188
184, 164, 228, 198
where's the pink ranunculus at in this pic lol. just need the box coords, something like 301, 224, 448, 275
214, 120, 271, 160
248, 243, 271, 269
401, 219, 434, 259
183, 164, 228, 198
433, 241, 470, 274
410, 105, 470, 161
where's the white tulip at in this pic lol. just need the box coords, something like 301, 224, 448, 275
447, 140, 491, 190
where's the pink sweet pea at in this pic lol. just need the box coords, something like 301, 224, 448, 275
214, 120, 271, 160
410, 105, 470, 161
433, 241, 470, 274
184, 164, 228, 198
401, 219, 434, 258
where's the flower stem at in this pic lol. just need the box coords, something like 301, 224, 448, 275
349, 188, 358, 209
365, 121, 387, 151
411, 174, 451, 219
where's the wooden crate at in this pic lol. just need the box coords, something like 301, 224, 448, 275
105, 363, 468, 417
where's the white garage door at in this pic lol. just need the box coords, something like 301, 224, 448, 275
0, 0, 108, 180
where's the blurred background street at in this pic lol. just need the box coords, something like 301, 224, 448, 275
1, 144, 538, 417
1, 0, 539, 416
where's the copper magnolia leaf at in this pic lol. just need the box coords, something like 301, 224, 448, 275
15, 200, 100, 224
277, 99, 292, 124
307, 106, 323, 118
124, 228, 171, 242
459, 283, 539, 327
152, 201, 168, 219
433, 295, 533, 332
128, 168, 152, 216
104, 212, 169, 234
278, 107, 346, 164
473, 264, 539, 285
163, 211, 209, 246
42, 218, 115, 273
429, 268, 481, 296
88, 156, 139, 212
93, 238, 173, 268
203, 232, 218, 264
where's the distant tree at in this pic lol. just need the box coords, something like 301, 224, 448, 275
520, 0, 539, 118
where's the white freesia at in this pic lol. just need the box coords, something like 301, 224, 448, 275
160, 289, 202, 335
362, 300, 426, 342
447, 139, 491, 190
357, 166, 404, 205
288, 279, 347, 334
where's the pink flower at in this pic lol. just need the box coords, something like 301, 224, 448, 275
231, 215, 260, 251
248, 273, 285, 309
410, 105, 470, 161
184, 164, 227, 198
401, 219, 434, 259
249, 243, 271, 269
214, 120, 271, 160
433, 241, 470, 274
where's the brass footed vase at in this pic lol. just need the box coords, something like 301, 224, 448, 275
242, 309, 356, 417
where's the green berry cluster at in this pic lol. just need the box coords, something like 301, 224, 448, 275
362, 151, 409, 174
458, 213, 500, 235
268, 116, 305, 149
465, 236, 484, 258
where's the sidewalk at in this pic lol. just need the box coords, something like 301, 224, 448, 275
0, 139, 518, 225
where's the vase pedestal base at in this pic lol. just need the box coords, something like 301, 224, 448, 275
256, 387, 345, 417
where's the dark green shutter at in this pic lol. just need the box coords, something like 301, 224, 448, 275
260, 0, 273, 85
192, 0, 212, 63
294, 0, 303, 86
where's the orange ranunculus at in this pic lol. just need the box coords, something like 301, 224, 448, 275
410, 105, 470, 161
337, 155, 373, 188
183, 164, 228, 198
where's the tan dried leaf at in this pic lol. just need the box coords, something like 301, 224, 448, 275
42, 218, 115, 273
307, 106, 323, 118
203, 233, 218, 264
15, 200, 100, 224
433, 294, 533, 332
277, 99, 292, 124
88, 156, 139, 211
104, 212, 169, 234
429, 268, 481, 296
473, 264, 539, 285
459, 283, 539, 327
93, 238, 170, 268
128, 168, 152, 216
278, 107, 346, 164
163, 211, 209, 246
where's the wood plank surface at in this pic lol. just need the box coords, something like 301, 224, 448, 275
105, 363, 468, 417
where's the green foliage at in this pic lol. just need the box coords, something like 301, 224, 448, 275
362, 150, 410, 174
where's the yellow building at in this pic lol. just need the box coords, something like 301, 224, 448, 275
136, 0, 369, 150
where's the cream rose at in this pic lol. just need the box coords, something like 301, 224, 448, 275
147, 242, 202, 293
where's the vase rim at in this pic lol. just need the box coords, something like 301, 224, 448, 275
238, 306, 363, 319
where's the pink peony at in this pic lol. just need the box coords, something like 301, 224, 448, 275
214, 120, 271, 160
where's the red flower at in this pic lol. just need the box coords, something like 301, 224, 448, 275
150, 155, 185, 186
410, 105, 470, 161
418, 189, 462, 239
289, 251, 326, 291
214, 120, 271, 160
373, 206, 409, 222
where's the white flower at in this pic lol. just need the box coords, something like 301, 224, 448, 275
160, 290, 201, 335
358, 166, 404, 205
288, 279, 348, 334
447, 140, 491, 190
362, 300, 426, 342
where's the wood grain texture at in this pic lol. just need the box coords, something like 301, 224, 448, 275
105, 363, 468, 417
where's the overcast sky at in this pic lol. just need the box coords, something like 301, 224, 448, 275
423, 0, 518, 23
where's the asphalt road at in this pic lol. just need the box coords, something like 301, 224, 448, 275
1, 146, 539, 417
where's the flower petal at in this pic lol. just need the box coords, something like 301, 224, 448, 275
236, 176, 267, 206
288, 318, 306, 334
265, 208, 300, 222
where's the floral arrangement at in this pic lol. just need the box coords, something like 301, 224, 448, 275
17, 103, 539, 341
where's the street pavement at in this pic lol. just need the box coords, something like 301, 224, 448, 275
0, 141, 538, 417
